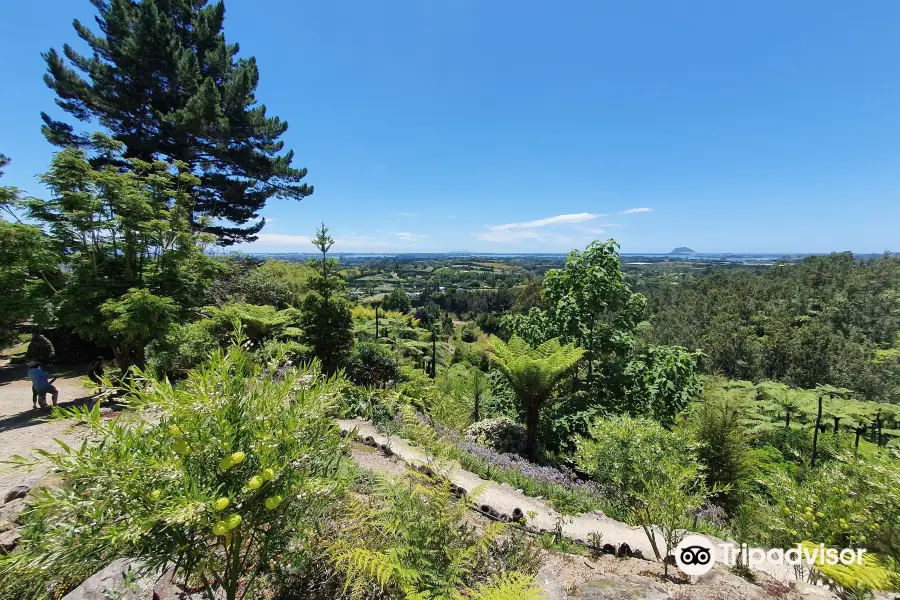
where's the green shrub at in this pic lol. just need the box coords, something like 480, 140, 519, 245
347, 342, 400, 388
0, 337, 349, 600
147, 320, 217, 379
465, 417, 526, 455
575, 414, 713, 567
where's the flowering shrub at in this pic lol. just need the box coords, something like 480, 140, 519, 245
436, 425, 611, 516
0, 336, 349, 600
465, 417, 527, 455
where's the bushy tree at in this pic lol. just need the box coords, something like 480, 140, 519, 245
42, 0, 312, 244
382, 288, 412, 313
24, 136, 213, 367
347, 342, 400, 388
0, 155, 61, 340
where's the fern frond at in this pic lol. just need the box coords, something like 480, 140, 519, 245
454, 572, 543, 600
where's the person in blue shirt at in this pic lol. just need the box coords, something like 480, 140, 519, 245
27, 361, 59, 409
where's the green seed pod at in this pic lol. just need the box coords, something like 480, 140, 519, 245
214, 497, 229, 511
225, 514, 242, 530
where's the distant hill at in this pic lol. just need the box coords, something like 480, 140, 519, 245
670, 247, 696, 255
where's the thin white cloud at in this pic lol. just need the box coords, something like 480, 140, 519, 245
473, 229, 574, 245
489, 212, 607, 231
394, 232, 428, 242
254, 233, 312, 245
577, 227, 607, 235
619, 207, 652, 214
252, 233, 400, 250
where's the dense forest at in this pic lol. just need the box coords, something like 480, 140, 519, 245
640, 254, 900, 403
0, 1, 898, 599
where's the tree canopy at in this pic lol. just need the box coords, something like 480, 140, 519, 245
42, 0, 312, 244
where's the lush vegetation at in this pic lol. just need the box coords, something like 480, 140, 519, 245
1, 0, 898, 598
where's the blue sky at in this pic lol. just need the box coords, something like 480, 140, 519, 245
2, 1, 899, 254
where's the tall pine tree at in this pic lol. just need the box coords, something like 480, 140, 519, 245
42, 0, 312, 244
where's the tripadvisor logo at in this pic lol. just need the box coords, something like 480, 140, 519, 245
674, 535, 867, 576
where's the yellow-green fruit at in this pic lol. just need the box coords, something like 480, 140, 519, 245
212, 521, 228, 536
261, 468, 275, 481
781, 507, 791, 515
214, 497, 229, 511
168, 424, 182, 437
264, 495, 283, 510
219, 451, 245, 471
149, 490, 162, 502
225, 514, 242, 530
172, 440, 191, 455
805, 507, 813, 514
816, 512, 825, 519
248, 476, 263, 490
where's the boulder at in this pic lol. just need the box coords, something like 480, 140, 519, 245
61, 559, 154, 600
0, 498, 25, 524
4, 484, 31, 504
0, 520, 14, 533
0, 528, 20, 554
572, 579, 671, 600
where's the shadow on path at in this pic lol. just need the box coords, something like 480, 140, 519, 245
0, 395, 124, 434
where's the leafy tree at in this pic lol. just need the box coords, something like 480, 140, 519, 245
620, 344, 704, 424
488, 335, 584, 459
0, 155, 61, 339
347, 342, 400, 388
100, 288, 177, 368
300, 224, 352, 373
23, 136, 212, 362
542, 240, 647, 379
42, 0, 312, 244
382, 289, 412, 313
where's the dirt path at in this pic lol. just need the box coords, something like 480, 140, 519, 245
0, 360, 95, 494
337, 419, 802, 584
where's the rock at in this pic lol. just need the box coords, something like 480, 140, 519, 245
0, 498, 25, 524
572, 579, 671, 600
0, 528, 20, 554
536, 564, 568, 600
61, 558, 155, 600
601, 543, 617, 555
152, 568, 222, 600
0, 520, 14, 532
4, 484, 31, 504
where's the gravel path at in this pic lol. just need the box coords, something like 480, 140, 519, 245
337, 418, 801, 584
0, 360, 94, 495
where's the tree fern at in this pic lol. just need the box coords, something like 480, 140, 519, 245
488, 335, 584, 459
